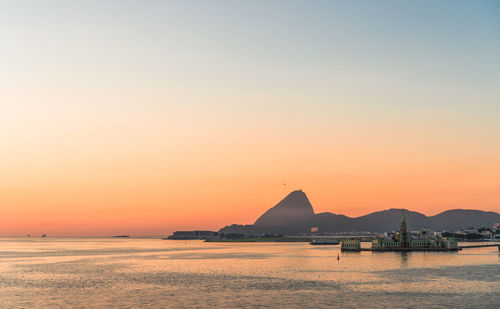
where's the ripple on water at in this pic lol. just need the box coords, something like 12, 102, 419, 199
0, 239, 499, 308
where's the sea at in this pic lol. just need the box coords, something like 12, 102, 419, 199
0, 238, 498, 308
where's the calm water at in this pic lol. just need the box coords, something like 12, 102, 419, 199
0, 238, 498, 308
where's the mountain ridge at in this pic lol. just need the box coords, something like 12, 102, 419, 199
219, 190, 500, 235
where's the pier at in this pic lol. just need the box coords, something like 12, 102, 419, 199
342, 247, 461, 252
342, 243, 500, 252
459, 244, 500, 250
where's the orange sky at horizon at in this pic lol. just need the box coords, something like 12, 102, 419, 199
1, 102, 499, 236
1, 95, 500, 236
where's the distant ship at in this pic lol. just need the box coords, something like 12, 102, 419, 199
41, 234, 46, 238
112, 235, 130, 238
310, 238, 340, 245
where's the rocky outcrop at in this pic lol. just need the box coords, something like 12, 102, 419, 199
254, 190, 314, 229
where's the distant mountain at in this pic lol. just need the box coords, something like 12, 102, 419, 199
218, 224, 264, 236
354, 209, 433, 232
219, 190, 500, 235
312, 212, 354, 232
429, 209, 500, 231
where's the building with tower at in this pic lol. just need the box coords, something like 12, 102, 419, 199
342, 211, 458, 251
398, 211, 410, 248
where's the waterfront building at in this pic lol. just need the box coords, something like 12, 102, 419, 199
167, 230, 218, 240
341, 211, 458, 251
341, 239, 361, 250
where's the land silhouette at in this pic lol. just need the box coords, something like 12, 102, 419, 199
219, 190, 500, 235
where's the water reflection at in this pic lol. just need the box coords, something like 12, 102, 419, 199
399, 252, 409, 268
0, 238, 498, 308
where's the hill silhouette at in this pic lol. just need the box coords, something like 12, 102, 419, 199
252, 190, 315, 234
429, 209, 500, 231
219, 190, 500, 235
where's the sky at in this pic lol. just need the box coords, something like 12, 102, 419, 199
1, 0, 499, 236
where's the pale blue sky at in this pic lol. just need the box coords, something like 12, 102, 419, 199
2, 1, 499, 110
3, 0, 499, 147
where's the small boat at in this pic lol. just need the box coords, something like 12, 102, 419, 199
41, 234, 46, 238
310, 238, 340, 245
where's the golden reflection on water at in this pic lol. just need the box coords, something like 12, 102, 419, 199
0, 238, 498, 308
